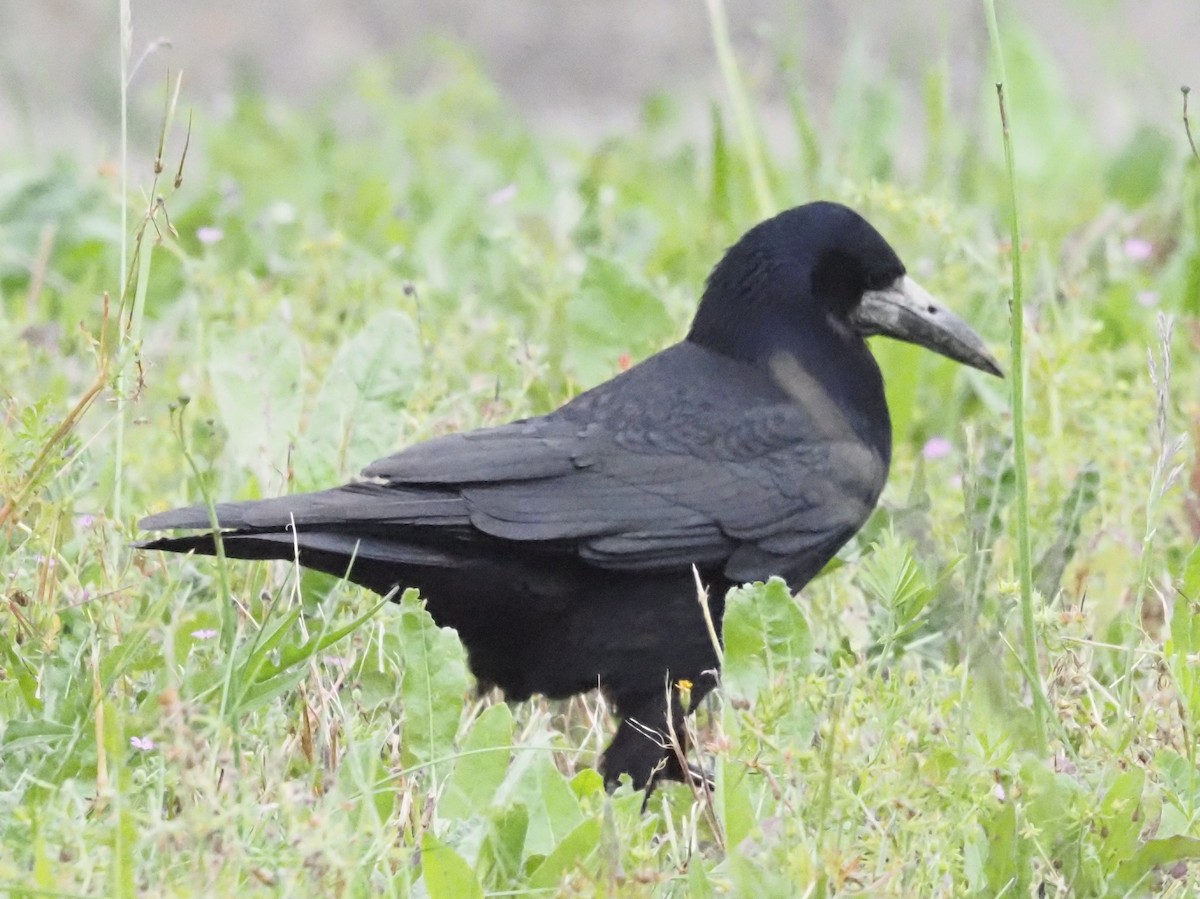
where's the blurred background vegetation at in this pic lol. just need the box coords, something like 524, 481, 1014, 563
2, 2, 1199, 896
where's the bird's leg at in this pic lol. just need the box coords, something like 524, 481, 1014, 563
600, 689, 692, 793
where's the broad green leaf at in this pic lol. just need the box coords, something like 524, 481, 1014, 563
1097, 767, 1145, 867
439, 702, 514, 820
725, 848, 796, 897
716, 753, 755, 850
1020, 757, 1084, 846
568, 768, 604, 803
1155, 749, 1200, 808
299, 309, 422, 484
723, 577, 812, 700
527, 818, 602, 891
982, 796, 1028, 896
0, 162, 117, 281
421, 832, 483, 899
0, 719, 74, 751
963, 828, 987, 894
499, 752, 584, 858
686, 858, 718, 899
1112, 836, 1200, 894
357, 668, 399, 708
566, 253, 673, 385
1167, 589, 1200, 722
207, 321, 304, 477
477, 803, 528, 890
343, 738, 395, 830
397, 594, 470, 773
1182, 540, 1200, 604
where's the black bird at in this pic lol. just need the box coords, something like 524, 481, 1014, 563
140, 202, 1001, 790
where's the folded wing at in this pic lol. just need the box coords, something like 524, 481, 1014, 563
141, 343, 888, 588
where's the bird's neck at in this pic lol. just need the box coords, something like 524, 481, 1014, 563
688, 313, 893, 465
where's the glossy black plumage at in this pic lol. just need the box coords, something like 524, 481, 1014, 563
140, 201, 1000, 790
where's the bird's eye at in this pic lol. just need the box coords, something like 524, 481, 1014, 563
864, 271, 898, 291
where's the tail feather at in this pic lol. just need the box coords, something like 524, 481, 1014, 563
138, 483, 468, 532
138, 528, 457, 567
137, 482, 476, 595
137, 526, 464, 595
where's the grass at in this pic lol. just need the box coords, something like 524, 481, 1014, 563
3, 8, 1200, 897
985, 0, 1047, 753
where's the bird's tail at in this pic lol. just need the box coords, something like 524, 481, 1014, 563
137, 483, 468, 594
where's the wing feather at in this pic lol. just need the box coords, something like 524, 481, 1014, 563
358, 345, 887, 583
144, 342, 889, 587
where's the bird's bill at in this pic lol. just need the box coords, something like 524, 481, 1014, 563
850, 275, 1003, 377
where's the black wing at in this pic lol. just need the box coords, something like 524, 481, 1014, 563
358, 342, 888, 584
141, 342, 886, 586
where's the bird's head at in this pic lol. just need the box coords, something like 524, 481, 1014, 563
687, 201, 1002, 377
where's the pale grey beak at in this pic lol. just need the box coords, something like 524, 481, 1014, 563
850, 275, 1003, 377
